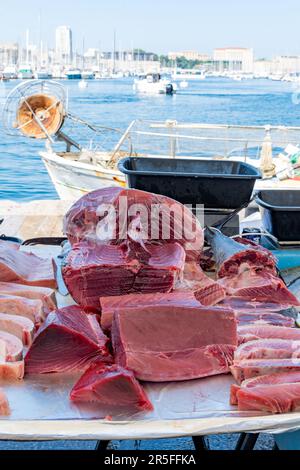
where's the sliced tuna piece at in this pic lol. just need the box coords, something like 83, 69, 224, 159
0, 313, 34, 346
238, 325, 300, 344
230, 371, 300, 405
236, 383, 300, 413
0, 282, 57, 314
25, 306, 111, 374
0, 331, 23, 362
0, 294, 44, 326
0, 245, 56, 288
235, 311, 295, 328
63, 242, 185, 311
235, 339, 300, 361
0, 361, 24, 380
100, 291, 201, 331
112, 305, 237, 382
70, 363, 153, 413
220, 270, 300, 306
231, 358, 300, 384
0, 389, 10, 416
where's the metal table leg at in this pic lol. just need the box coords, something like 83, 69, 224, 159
95, 440, 111, 451
192, 436, 210, 451
235, 433, 259, 450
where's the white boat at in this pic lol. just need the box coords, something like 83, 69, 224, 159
134, 73, 176, 95
81, 71, 95, 80
65, 69, 82, 80
18, 66, 34, 80
3, 66, 17, 80
34, 70, 52, 80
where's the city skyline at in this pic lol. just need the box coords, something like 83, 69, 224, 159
1, 0, 300, 57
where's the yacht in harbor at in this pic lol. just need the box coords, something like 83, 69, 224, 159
134, 73, 177, 95
18, 65, 34, 79
65, 69, 82, 80
172, 69, 206, 81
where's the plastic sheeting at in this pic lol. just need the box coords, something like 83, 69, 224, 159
1, 245, 300, 440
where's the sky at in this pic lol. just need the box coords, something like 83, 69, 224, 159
0, 0, 300, 57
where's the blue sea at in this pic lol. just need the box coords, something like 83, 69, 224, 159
0, 77, 299, 201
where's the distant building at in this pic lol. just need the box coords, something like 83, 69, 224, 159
55, 26, 73, 64
168, 50, 210, 61
0, 43, 19, 66
213, 47, 254, 73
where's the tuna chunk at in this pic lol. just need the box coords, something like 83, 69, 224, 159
0, 331, 23, 362
236, 383, 300, 414
231, 358, 300, 384
0, 245, 56, 288
0, 389, 10, 416
230, 371, 300, 405
63, 242, 185, 311
220, 270, 300, 306
0, 313, 35, 346
235, 339, 300, 361
0, 294, 44, 326
25, 306, 111, 374
100, 292, 201, 331
235, 311, 295, 328
0, 361, 24, 380
112, 305, 237, 382
0, 282, 57, 314
70, 363, 153, 413
238, 325, 300, 344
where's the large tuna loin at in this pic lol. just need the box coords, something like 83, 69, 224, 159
25, 306, 111, 374
70, 363, 153, 413
62, 242, 185, 310
112, 305, 237, 382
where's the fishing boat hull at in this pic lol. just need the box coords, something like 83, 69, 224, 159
40, 150, 125, 200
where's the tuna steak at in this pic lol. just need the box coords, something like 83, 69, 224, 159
235, 339, 300, 361
235, 311, 295, 328
0, 331, 23, 362
0, 294, 45, 326
238, 325, 300, 344
231, 358, 300, 384
112, 305, 237, 382
70, 363, 153, 413
0, 282, 57, 314
0, 314, 34, 346
0, 245, 56, 288
236, 383, 300, 413
25, 306, 111, 374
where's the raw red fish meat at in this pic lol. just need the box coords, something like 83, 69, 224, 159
63, 241, 186, 310
70, 363, 153, 413
175, 262, 226, 306
220, 270, 300, 306
0, 331, 23, 362
100, 291, 201, 331
112, 305, 237, 382
235, 311, 295, 328
230, 371, 300, 406
64, 187, 204, 262
0, 282, 56, 314
206, 228, 277, 278
0, 313, 34, 346
0, 294, 44, 326
235, 339, 300, 361
238, 325, 300, 344
25, 306, 111, 374
236, 383, 300, 413
231, 358, 300, 384
220, 298, 297, 318
0, 361, 24, 380
0, 389, 10, 416
0, 245, 56, 288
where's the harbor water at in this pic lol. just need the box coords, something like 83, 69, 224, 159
0, 77, 300, 201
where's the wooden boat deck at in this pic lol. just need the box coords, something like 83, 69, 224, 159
0, 200, 72, 239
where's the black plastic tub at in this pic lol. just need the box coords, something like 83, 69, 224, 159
256, 190, 300, 242
118, 157, 261, 209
